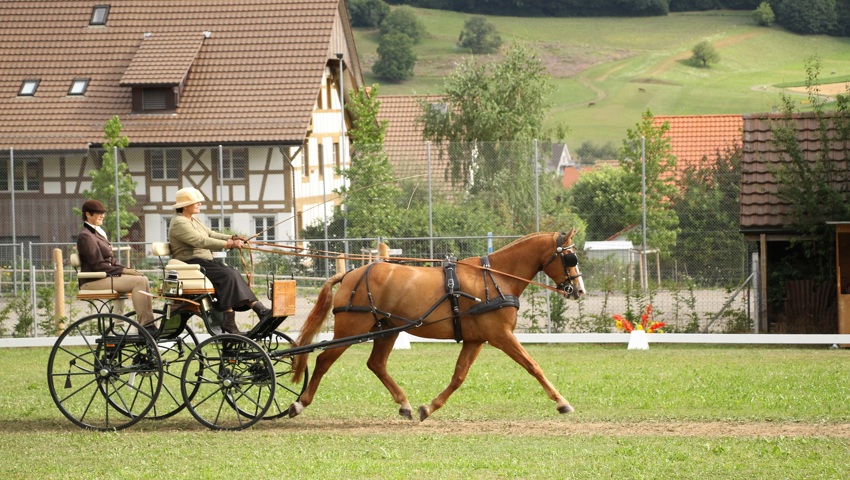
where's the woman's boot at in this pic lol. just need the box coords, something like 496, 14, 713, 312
221, 310, 242, 335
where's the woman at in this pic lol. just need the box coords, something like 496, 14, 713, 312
76, 199, 156, 332
168, 187, 271, 334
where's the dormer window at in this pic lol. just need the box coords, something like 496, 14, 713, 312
69, 78, 90, 96
90, 5, 110, 26
18, 79, 39, 96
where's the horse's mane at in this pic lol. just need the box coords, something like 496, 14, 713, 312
500, 232, 553, 250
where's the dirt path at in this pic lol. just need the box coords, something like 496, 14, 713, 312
644, 31, 765, 79
247, 418, 850, 438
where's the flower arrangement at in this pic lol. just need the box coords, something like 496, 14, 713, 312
613, 304, 665, 333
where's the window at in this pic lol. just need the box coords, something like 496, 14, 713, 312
0, 155, 41, 192
68, 78, 89, 96
18, 79, 39, 96
333, 142, 341, 169
142, 89, 168, 110
318, 142, 325, 178
209, 216, 231, 232
147, 149, 180, 180
212, 148, 247, 180
254, 216, 276, 242
302, 143, 310, 178
90, 5, 110, 26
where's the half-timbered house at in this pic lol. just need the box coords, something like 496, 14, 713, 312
0, 0, 364, 258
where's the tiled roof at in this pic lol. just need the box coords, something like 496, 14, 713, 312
0, 0, 360, 150
740, 112, 848, 232
377, 94, 454, 193
653, 114, 743, 176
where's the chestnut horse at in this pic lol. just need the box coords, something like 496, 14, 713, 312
289, 230, 585, 421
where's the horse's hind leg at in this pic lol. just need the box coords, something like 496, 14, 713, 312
418, 341, 483, 422
367, 335, 413, 420
488, 333, 574, 414
288, 345, 350, 417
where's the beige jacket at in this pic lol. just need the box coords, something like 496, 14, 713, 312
168, 215, 230, 261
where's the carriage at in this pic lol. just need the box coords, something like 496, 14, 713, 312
47, 230, 585, 431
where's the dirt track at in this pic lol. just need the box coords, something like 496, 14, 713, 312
246, 418, 850, 438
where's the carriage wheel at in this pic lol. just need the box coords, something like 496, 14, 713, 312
126, 309, 200, 420
46, 313, 162, 431
241, 331, 308, 420
180, 334, 275, 430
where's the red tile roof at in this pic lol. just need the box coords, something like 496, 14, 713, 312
740, 112, 848, 232
377, 94, 454, 194
0, 0, 361, 150
653, 114, 743, 176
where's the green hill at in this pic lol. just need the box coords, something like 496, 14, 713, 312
353, 8, 850, 148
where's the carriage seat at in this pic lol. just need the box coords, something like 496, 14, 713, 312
70, 253, 128, 302
151, 242, 215, 295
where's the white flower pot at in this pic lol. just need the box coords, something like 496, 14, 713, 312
627, 329, 649, 350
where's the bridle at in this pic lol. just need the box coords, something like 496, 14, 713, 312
543, 232, 582, 297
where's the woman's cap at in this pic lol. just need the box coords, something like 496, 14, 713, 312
82, 199, 106, 214
172, 187, 205, 209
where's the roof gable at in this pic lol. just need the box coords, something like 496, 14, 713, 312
0, 0, 362, 150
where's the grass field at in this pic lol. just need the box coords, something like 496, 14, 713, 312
354, 9, 850, 148
3, 343, 850, 478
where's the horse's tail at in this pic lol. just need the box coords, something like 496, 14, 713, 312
291, 271, 347, 383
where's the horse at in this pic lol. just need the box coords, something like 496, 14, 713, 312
289, 229, 585, 421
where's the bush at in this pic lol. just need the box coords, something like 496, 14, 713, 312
372, 32, 416, 81
348, 0, 390, 28
774, 0, 837, 34
379, 6, 426, 44
457, 16, 502, 54
752, 1, 775, 26
690, 40, 719, 67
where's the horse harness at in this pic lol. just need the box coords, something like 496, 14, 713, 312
332, 256, 520, 343
331, 232, 578, 342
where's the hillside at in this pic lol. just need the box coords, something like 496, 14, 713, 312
353, 9, 850, 149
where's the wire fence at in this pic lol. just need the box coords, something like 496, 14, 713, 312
0, 140, 756, 338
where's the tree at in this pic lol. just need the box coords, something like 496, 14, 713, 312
418, 44, 553, 189
770, 55, 850, 282
752, 1, 775, 26
372, 32, 416, 81
567, 166, 631, 241
338, 85, 403, 239
348, 0, 390, 28
457, 16, 502, 54
774, 0, 837, 34
672, 147, 746, 286
379, 6, 426, 44
78, 116, 138, 241
618, 110, 679, 256
690, 40, 719, 67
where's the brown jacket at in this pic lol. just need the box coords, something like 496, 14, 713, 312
76, 225, 125, 286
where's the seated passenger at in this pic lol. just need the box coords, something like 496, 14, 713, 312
168, 187, 271, 335
76, 200, 156, 332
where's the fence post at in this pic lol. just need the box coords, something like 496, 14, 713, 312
53, 248, 65, 333
29, 242, 37, 336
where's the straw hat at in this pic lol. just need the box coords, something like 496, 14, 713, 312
172, 187, 205, 209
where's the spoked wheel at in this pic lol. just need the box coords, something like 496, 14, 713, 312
181, 334, 275, 430
46, 313, 162, 431
126, 308, 200, 420
252, 331, 308, 420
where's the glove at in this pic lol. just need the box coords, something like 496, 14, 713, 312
231, 235, 249, 242
122, 268, 143, 276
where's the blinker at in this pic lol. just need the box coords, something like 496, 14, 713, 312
563, 252, 578, 267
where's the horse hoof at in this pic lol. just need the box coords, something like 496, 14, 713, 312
399, 407, 413, 420
558, 403, 575, 414
418, 405, 430, 422
288, 401, 304, 418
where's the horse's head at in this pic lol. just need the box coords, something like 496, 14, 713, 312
543, 229, 585, 300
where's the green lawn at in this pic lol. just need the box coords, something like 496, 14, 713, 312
2, 343, 850, 478
355, 9, 850, 147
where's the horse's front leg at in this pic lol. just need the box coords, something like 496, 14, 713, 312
488, 333, 574, 414
419, 341, 484, 422
367, 335, 414, 420
288, 345, 350, 418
